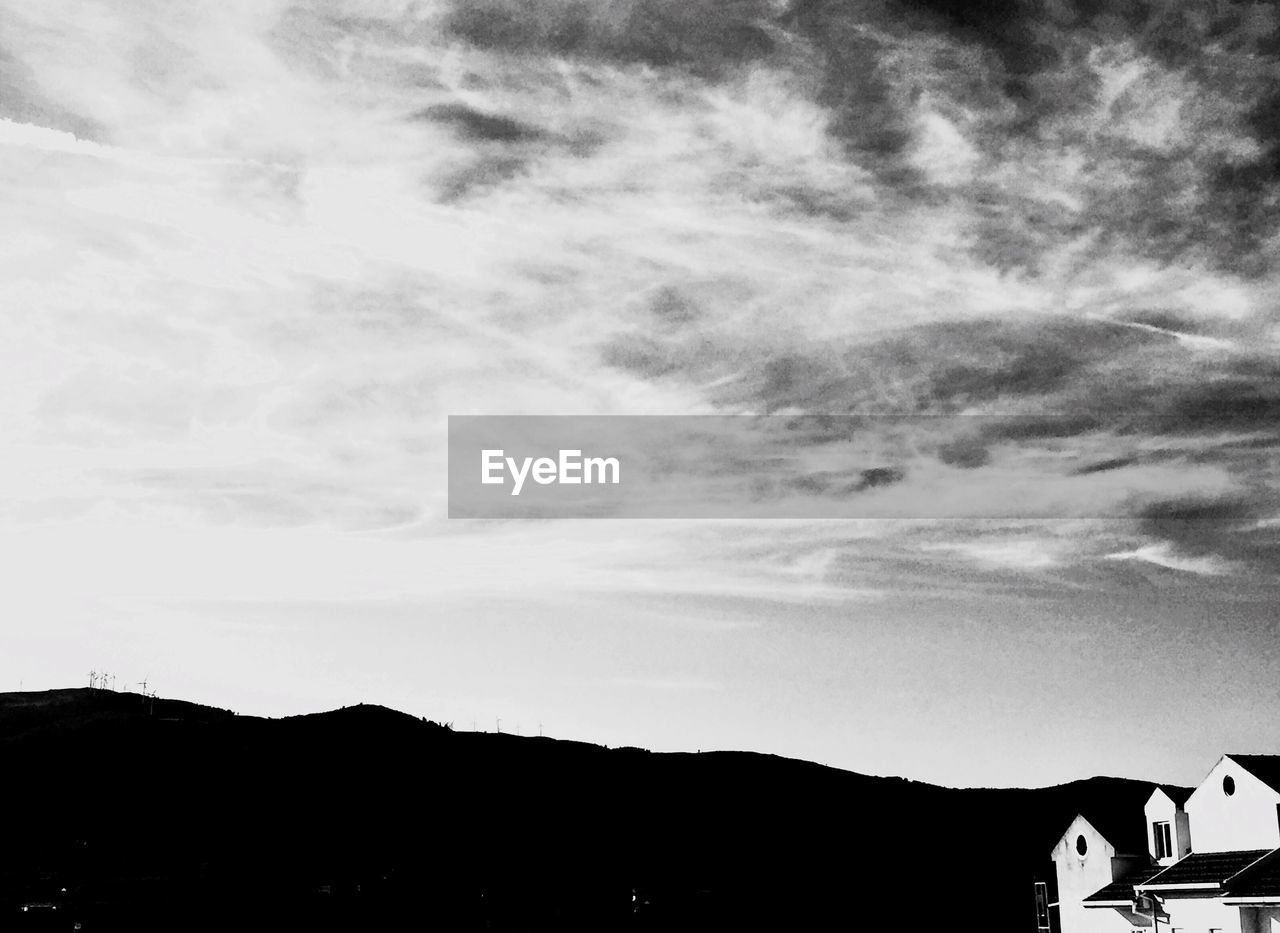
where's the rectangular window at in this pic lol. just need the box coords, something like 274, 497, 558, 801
1034, 881, 1050, 930
1153, 820, 1173, 859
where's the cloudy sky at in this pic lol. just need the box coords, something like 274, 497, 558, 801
3, 0, 1280, 787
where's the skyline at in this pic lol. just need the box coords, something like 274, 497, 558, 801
2, 0, 1279, 790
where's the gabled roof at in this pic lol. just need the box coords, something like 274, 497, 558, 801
1138, 850, 1273, 891
1227, 755, 1280, 795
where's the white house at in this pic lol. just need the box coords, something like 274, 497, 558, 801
1050, 809, 1152, 933
1049, 754, 1280, 933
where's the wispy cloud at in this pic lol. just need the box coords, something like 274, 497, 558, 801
5, 0, 1279, 583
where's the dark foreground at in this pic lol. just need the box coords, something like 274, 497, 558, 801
0, 689, 1158, 931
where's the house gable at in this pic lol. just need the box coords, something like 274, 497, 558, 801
1185, 756, 1280, 854
1051, 814, 1143, 933
1144, 786, 1193, 865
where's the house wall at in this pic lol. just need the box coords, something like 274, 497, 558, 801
1051, 815, 1137, 933
1186, 759, 1280, 853
1161, 895, 1243, 933
1146, 790, 1193, 864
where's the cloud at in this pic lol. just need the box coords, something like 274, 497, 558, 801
1150, 369, 1280, 436
1105, 543, 1235, 577
4, 0, 1280, 628
1124, 494, 1280, 578
415, 103, 548, 144
440, 0, 780, 74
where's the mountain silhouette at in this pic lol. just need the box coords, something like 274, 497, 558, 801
0, 688, 1161, 931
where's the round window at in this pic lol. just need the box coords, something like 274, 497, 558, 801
1076, 834, 1088, 856
1224, 775, 1236, 796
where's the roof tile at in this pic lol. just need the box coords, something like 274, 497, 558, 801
1139, 850, 1272, 890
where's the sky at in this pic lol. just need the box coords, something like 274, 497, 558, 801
2, 0, 1280, 788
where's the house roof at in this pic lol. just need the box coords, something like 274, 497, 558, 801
1083, 869, 1160, 907
1082, 878, 1138, 906
1227, 755, 1280, 795
1220, 850, 1280, 901
1138, 850, 1273, 891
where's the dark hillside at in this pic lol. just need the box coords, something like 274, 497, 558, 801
0, 689, 1166, 932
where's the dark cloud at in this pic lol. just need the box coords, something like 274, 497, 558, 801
938, 436, 990, 469
852, 466, 905, 490
436, 0, 1280, 273
1071, 456, 1139, 476
598, 333, 683, 378
892, 0, 1058, 105
1152, 377, 1280, 436
786, 471, 838, 495
700, 351, 858, 413
758, 354, 843, 410
784, 0, 1066, 182
1210, 435, 1280, 454
967, 192, 1085, 276
780, 464, 905, 498
612, 314, 1172, 421
890, 318, 1157, 410
415, 104, 546, 143
977, 414, 1103, 441
1204, 156, 1280, 278
1132, 493, 1280, 577
442, 0, 778, 76
794, 0, 1280, 271
768, 185, 863, 223
646, 286, 702, 327
436, 154, 530, 202
1139, 496, 1255, 527
416, 100, 608, 201
789, 17, 918, 177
